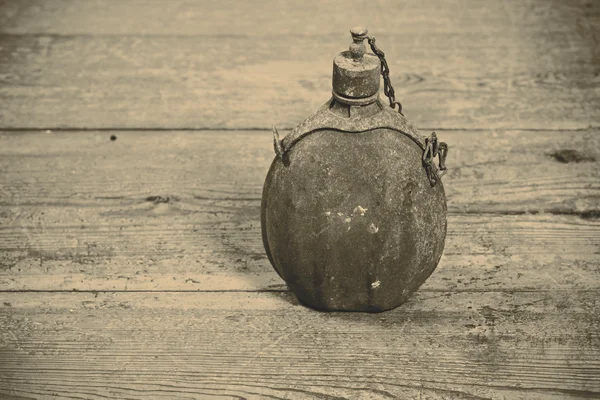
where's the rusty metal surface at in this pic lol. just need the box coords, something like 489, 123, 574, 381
332, 26, 381, 100
332, 53, 380, 99
423, 132, 449, 186
278, 98, 426, 154
262, 28, 448, 312
262, 127, 447, 312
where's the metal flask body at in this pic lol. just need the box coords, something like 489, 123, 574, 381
261, 28, 448, 312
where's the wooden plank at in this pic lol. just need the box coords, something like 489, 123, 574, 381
1, 211, 599, 292
1, 130, 598, 292
0, 291, 598, 399
0, 130, 598, 214
0, 34, 595, 131
0, 1, 598, 129
2, 0, 597, 36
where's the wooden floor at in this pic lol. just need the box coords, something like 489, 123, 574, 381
0, 1, 599, 399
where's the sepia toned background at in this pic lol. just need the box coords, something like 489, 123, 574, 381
0, 0, 599, 398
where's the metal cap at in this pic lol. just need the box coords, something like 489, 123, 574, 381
332, 27, 381, 104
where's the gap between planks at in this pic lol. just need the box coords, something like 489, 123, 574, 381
1, 127, 599, 132
1, 130, 599, 292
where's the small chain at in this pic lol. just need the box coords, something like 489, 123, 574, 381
364, 36, 447, 185
422, 132, 448, 186
367, 36, 403, 116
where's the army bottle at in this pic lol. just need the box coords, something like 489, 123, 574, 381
261, 27, 448, 312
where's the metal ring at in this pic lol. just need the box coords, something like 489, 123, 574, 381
332, 90, 379, 106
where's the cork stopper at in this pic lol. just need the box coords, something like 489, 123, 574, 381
332, 27, 381, 104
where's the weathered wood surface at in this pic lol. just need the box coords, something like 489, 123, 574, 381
2, 0, 596, 36
2, 211, 598, 293
0, 0, 598, 130
0, 130, 598, 292
1, 1, 599, 398
0, 129, 598, 214
1, 291, 599, 400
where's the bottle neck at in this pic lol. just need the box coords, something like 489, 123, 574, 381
332, 89, 379, 106
328, 97, 384, 119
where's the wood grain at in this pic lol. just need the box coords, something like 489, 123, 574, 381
0, 130, 598, 292
0, 291, 599, 399
0, 1, 598, 130
1, 0, 596, 36
1, 211, 598, 292
0, 2, 598, 397
1, 129, 598, 213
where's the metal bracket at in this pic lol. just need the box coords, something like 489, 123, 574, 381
273, 126, 286, 158
422, 132, 448, 186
